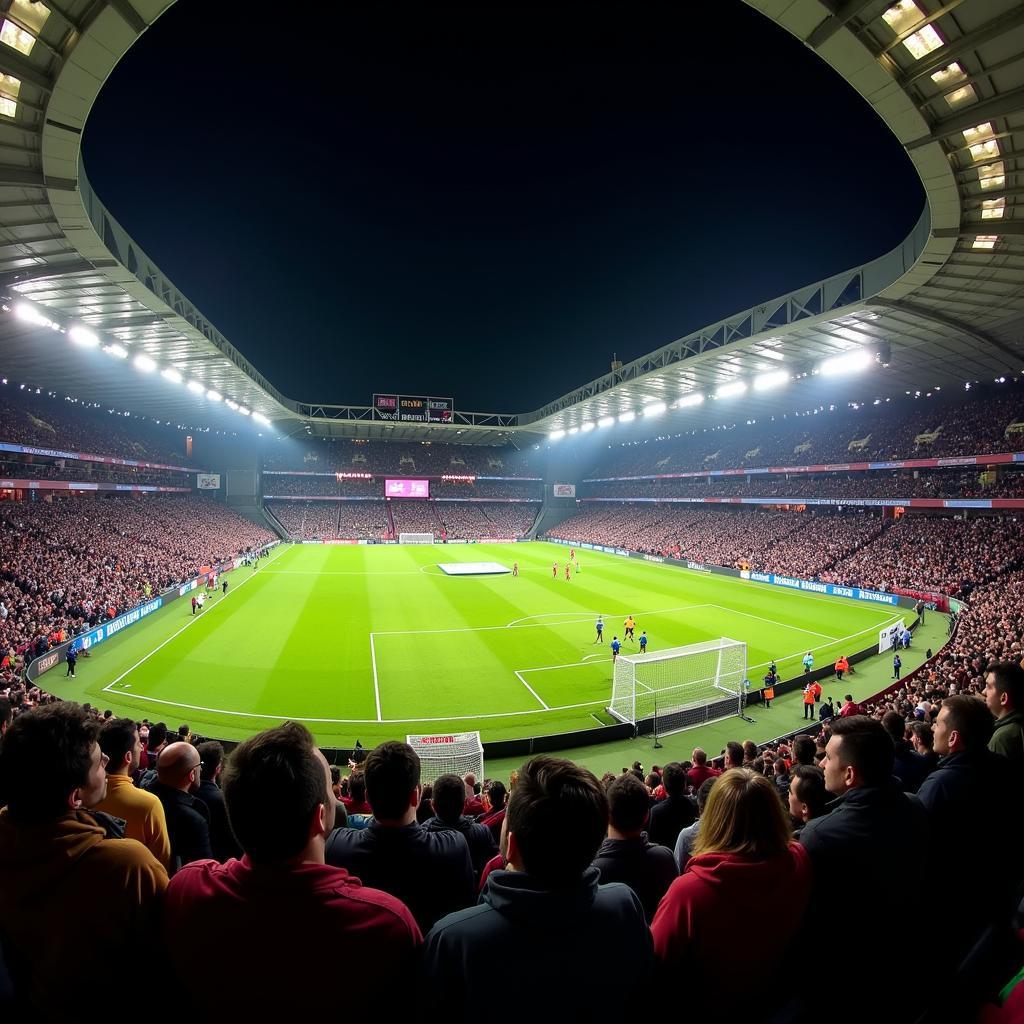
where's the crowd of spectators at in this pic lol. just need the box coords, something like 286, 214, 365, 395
580, 468, 1024, 502
264, 437, 542, 477
584, 385, 1024, 478
434, 502, 538, 539
0, 496, 275, 681
262, 474, 542, 501
0, 454, 191, 490
265, 501, 341, 540
0, 389, 192, 465
390, 501, 443, 537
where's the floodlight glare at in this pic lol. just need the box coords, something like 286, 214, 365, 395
252, 412, 271, 427
186, 380, 204, 394
598, 416, 615, 428
642, 401, 667, 417
753, 370, 789, 392
161, 367, 182, 384
237, 406, 251, 416
549, 429, 566, 441
206, 389, 222, 402
103, 343, 128, 359
675, 393, 704, 409
580, 421, 595, 432
716, 381, 748, 399
225, 399, 239, 410
618, 410, 636, 423
567, 426, 579, 435
133, 353, 157, 373
819, 349, 873, 376
69, 326, 99, 348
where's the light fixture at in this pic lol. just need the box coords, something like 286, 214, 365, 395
716, 381, 748, 399
819, 349, 873, 376
225, 399, 239, 411
238, 406, 251, 416
161, 367, 182, 384
642, 401, 667, 417
252, 412, 271, 427
186, 380, 204, 394
753, 370, 789, 392
618, 411, 636, 423
580, 421, 595, 432
206, 389, 222, 402
133, 353, 156, 372
103, 343, 128, 359
567, 426, 579, 435
598, 416, 615, 428
675, 393, 704, 408
68, 326, 99, 348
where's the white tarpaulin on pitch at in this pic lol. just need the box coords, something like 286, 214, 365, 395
438, 562, 511, 576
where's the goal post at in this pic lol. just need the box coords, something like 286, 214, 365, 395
399, 532, 435, 544
406, 731, 484, 784
608, 637, 748, 736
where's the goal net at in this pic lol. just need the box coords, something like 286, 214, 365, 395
399, 532, 434, 544
609, 637, 747, 736
406, 731, 484, 784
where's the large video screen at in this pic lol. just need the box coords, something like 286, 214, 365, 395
385, 478, 430, 499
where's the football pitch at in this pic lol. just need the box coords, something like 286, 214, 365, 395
46, 541, 909, 749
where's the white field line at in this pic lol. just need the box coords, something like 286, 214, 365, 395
98, 613, 906, 726
513, 672, 551, 710
263, 569, 428, 576
590, 713, 606, 726
101, 543, 289, 695
369, 633, 382, 721
709, 605, 839, 642
504, 604, 707, 628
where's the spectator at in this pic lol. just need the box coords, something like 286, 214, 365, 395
341, 770, 372, 814
673, 777, 716, 872
839, 694, 861, 717
910, 721, 939, 776
798, 716, 929, 1021
94, 717, 172, 870
593, 773, 678, 922
147, 741, 213, 872
686, 748, 720, 789
463, 772, 485, 816
792, 735, 816, 767
325, 741, 475, 931
478, 779, 508, 843
422, 773, 498, 875
724, 740, 744, 770
421, 756, 653, 1020
787, 765, 827, 837
196, 740, 242, 862
984, 662, 1024, 761
772, 757, 792, 800
647, 762, 697, 849
163, 722, 421, 1017
651, 770, 811, 1017
0, 704, 167, 1017
882, 710, 929, 792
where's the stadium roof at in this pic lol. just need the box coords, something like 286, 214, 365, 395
0, 0, 1020, 443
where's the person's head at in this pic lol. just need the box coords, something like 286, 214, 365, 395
0, 697, 11, 738
99, 717, 141, 777
692, 748, 708, 766
882, 711, 908, 745
463, 772, 477, 798
348, 771, 366, 803
147, 722, 167, 753
773, 757, 788, 777
662, 762, 687, 798
196, 740, 225, 783
788, 765, 828, 823
983, 662, 1024, 720
692, 770, 792, 859
695, 776, 715, 816
724, 741, 744, 769
910, 721, 934, 753
222, 721, 334, 864
844, 694, 854, 704
0, 703, 107, 821
742, 740, 758, 762
606, 772, 650, 838
502, 756, 608, 887
792, 735, 815, 766
933, 695, 994, 756
822, 716, 894, 796
364, 741, 420, 823
486, 779, 507, 811
431, 773, 467, 824
177, 724, 191, 741
156, 742, 202, 794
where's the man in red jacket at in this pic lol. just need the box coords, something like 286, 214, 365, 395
162, 722, 421, 1015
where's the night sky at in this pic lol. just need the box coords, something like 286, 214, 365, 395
82, 1, 924, 414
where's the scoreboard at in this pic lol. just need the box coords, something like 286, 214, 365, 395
373, 394, 454, 423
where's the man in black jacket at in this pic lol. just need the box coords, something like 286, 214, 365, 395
147, 742, 212, 873
196, 740, 242, 862
421, 772, 497, 875
325, 741, 475, 931
646, 762, 696, 850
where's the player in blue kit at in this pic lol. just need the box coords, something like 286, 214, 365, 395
611, 636, 621, 662
594, 616, 604, 643
639, 631, 648, 654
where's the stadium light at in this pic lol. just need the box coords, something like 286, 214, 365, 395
618, 410, 636, 423
103, 343, 128, 359
597, 416, 615, 428
186, 380, 204, 394
206, 389, 222, 402
675, 393, 704, 409
14, 302, 58, 330
642, 401, 667, 417
237, 406, 251, 416
252, 412, 271, 427
133, 353, 156, 373
68, 326, 99, 348
819, 349, 873, 376
225, 399, 239, 411
716, 381, 747, 399
161, 367, 182, 384
549, 429, 566, 441
567, 426, 579, 435
580, 421, 595, 432
753, 370, 789, 392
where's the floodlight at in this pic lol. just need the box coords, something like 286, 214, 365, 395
716, 381, 748, 399
206, 389, 222, 402
161, 367, 182, 384
186, 380, 204, 394
69, 326, 99, 348
753, 370, 789, 392
819, 349, 872, 376
642, 401, 667, 417
618, 410, 636, 423
598, 416, 615, 428
549, 429, 566, 441
133, 353, 156, 372
252, 412, 271, 426
103, 343, 128, 359
580, 421, 595, 432
675, 393, 704, 409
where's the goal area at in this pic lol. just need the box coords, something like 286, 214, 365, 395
406, 731, 484, 784
399, 532, 435, 544
608, 637, 747, 736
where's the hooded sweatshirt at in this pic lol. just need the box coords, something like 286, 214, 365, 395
0, 808, 168, 1020
422, 866, 652, 1023
651, 844, 811, 1008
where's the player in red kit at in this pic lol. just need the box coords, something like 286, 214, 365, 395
570, 548, 575, 561
565, 563, 571, 581
512, 562, 519, 577
553, 562, 558, 579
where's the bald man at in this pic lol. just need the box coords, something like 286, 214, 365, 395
146, 741, 213, 873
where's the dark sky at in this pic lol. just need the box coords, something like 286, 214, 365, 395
82, 1, 924, 413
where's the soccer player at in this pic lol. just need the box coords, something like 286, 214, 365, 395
222, 579, 229, 595
595, 616, 604, 643
574, 557, 580, 574
624, 616, 636, 642
552, 562, 558, 579
570, 548, 575, 561
565, 563, 571, 582
611, 636, 621, 662
802, 651, 814, 674
512, 562, 519, 577
197, 592, 205, 612
639, 631, 648, 654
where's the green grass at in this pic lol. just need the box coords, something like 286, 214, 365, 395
41, 541, 921, 751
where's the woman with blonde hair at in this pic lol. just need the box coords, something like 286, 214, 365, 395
651, 769, 811, 1014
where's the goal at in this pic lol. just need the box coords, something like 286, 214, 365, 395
608, 637, 747, 736
406, 731, 484, 784
399, 532, 434, 544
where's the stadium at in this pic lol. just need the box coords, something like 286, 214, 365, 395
0, 1, 1022, 1020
